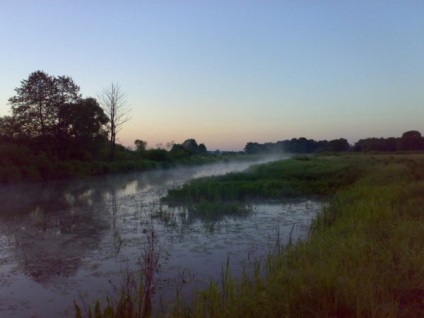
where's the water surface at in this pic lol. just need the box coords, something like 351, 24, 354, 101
0, 158, 324, 317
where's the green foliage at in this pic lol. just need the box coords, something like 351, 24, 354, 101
170, 139, 208, 158
72, 153, 424, 317
134, 139, 148, 152
57, 97, 109, 159
163, 157, 363, 204
244, 138, 349, 154
0, 72, 230, 184
169, 154, 424, 317
142, 149, 172, 162
0, 71, 111, 174
354, 130, 424, 152
8, 70, 81, 140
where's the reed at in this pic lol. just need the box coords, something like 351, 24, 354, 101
170, 154, 424, 317
77, 153, 424, 317
163, 156, 364, 204
74, 230, 159, 318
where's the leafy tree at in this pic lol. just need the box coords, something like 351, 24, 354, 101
0, 116, 20, 142
244, 137, 350, 154
182, 139, 199, 152
5, 71, 111, 160
98, 83, 130, 160
400, 130, 423, 151
170, 139, 207, 158
134, 139, 147, 152
353, 131, 424, 152
244, 142, 263, 154
198, 143, 207, 153
59, 98, 108, 141
328, 138, 350, 152
8, 70, 81, 139
181, 139, 207, 154
57, 98, 109, 158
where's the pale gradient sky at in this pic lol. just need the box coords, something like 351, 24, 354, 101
1, 1, 423, 151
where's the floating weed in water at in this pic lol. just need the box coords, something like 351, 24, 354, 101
184, 201, 253, 223
150, 206, 177, 228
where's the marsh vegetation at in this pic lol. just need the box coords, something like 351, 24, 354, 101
169, 154, 424, 317
77, 153, 424, 317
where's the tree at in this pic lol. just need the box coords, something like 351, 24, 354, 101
134, 139, 147, 152
8, 70, 81, 140
181, 139, 207, 154
198, 143, 207, 153
328, 138, 350, 152
59, 98, 109, 141
182, 139, 199, 152
5, 71, 113, 160
0, 116, 20, 142
400, 130, 423, 151
98, 83, 130, 160
58, 98, 109, 158
244, 142, 263, 154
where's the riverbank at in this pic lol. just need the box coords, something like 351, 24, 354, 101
0, 151, 261, 185
170, 153, 424, 317
78, 153, 424, 317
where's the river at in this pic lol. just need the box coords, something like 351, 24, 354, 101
0, 158, 324, 317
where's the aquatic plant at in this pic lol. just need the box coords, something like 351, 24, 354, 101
170, 154, 424, 317
77, 154, 424, 317
163, 156, 364, 204
75, 230, 159, 318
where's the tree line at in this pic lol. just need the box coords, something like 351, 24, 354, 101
0, 71, 211, 183
353, 131, 424, 152
244, 138, 350, 154
1, 71, 423, 183
0, 70, 128, 161
244, 131, 424, 154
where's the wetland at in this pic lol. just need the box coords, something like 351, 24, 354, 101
0, 156, 324, 317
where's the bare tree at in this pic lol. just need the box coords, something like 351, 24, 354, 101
98, 83, 130, 160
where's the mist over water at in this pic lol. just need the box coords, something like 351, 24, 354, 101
0, 155, 324, 317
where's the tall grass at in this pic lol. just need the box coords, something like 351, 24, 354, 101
163, 156, 364, 204
170, 154, 424, 317
75, 231, 159, 318
78, 154, 424, 317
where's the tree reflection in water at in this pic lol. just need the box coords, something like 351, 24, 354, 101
0, 177, 133, 284
0, 159, 284, 317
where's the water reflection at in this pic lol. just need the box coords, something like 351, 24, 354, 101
151, 202, 253, 231
2, 194, 109, 284
1, 157, 314, 317
0, 161, 264, 275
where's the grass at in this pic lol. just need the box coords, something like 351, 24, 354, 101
78, 153, 424, 317
163, 155, 364, 204
170, 153, 424, 317
75, 230, 159, 318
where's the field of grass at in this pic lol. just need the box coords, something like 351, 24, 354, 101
163, 155, 364, 204
78, 153, 424, 317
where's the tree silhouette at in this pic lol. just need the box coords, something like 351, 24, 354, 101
400, 130, 423, 151
98, 83, 130, 160
8, 71, 81, 140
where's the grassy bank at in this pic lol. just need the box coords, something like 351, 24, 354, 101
78, 153, 424, 317
163, 155, 364, 204
0, 150, 259, 184
170, 153, 424, 317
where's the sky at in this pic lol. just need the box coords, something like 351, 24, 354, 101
1, 1, 423, 151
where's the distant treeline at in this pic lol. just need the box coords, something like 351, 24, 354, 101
244, 130, 424, 154
244, 138, 350, 154
353, 130, 424, 152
